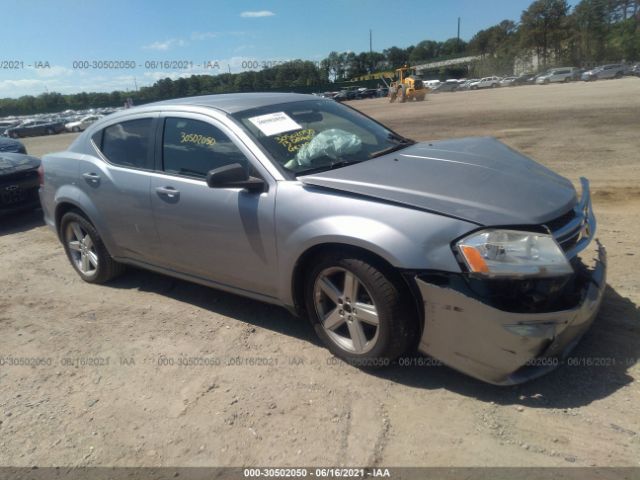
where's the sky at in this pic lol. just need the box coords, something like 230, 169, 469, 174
0, 0, 577, 98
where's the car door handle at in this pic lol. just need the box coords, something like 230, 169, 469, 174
155, 186, 180, 199
82, 172, 101, 184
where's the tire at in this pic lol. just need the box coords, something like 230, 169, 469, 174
10, 132, 19, 139
491, 83, 497, 88
615, 72, 623, 79
73, 127, 80, 132
564, 77, 570, 83
304, 252, 418, 367
60, 211, 125, 284
398, 85, 407, 103
46, 128, 54, 135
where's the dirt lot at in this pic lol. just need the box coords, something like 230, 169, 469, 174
1, 78, 639, 468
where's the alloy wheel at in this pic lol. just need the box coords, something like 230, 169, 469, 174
65, 221, 98, 276
313, 267, 380, 354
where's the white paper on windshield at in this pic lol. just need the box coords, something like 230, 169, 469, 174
248, 112, 302, 136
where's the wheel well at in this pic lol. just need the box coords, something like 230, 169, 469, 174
290, 243, 423, 328
54, 203, 87, 238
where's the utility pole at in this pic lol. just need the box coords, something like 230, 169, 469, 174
369, 29, 373, 74
457, 17, 461, 52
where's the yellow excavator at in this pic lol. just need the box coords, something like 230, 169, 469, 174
387, 65, 428, 103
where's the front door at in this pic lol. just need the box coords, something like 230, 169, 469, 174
149, 114, 278, 297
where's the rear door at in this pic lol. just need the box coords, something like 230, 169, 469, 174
149, 113, 278, 297
77, 114, 161, 262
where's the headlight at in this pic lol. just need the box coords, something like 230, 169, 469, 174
456, 229, 573, 278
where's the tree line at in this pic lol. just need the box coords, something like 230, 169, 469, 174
1, 0, 637, 117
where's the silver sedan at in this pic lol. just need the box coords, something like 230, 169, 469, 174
39, 93, 606, 385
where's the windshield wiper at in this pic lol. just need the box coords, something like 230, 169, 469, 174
369, 140, 414, 159
368, 133, 416, 159
296, 160, 363, 176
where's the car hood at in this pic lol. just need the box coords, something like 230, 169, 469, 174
299, 137, 577, 226
0, 153, 40, 175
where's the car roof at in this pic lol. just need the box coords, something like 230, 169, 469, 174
147, 92, 321, 114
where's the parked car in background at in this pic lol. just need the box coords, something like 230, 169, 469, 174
513, 73, 537, 85
355, 89, 378, 99
422, 79, 441, 88
0, 153, 41, 216
6, 119, 65, 138
432, 80, 460, 92
500, 76, 517, 87
40, 92, 605, 385
458, 79, 479, 90
0, 137, 27, 154
65, 115, 102, 132
470, 76, 501, 89
630, 64, 640, 77
536, 67, 577, 84
0, 120, 21, 136
581, 64, 626, 81
571, 69, 587, 81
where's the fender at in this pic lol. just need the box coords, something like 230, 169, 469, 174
274, 182, 477, 306
53, 184, 122, 258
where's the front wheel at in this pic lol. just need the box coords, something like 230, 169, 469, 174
60, 211, 125, 283
305, 253, 418, 366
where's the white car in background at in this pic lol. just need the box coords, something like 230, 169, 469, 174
469, 76, 501, 89
535, 67, 578, 84
500, 76, 517, 87
65, 115, 102, 133
422, 79, 441, 88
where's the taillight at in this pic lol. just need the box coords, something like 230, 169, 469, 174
37, 163, 44, 187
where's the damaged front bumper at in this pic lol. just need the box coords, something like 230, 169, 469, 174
415, 242, 607, 385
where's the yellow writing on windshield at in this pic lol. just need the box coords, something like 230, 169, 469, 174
275, 129, 315, 152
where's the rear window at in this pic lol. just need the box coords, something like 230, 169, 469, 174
98, 118, 153, 169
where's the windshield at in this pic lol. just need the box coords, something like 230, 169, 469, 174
233, 99, 414, 176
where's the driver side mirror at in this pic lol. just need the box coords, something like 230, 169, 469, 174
206, 163, 265, 193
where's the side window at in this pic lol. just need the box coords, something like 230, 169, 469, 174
99, 118, 153, 169
162, 117, 248, 179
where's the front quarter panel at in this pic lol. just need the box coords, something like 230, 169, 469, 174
275, 182, 477, 305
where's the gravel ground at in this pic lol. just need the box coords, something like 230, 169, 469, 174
1, 78, 639, 468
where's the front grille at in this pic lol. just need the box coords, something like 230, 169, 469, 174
546, 208, 584, 255
0, 169, 38, 184
0, 185, 38, 207
0, 169, 39, 209
545, 180, 593, 258
544, 209, 577, 232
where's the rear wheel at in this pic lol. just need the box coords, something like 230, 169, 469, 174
60, 212, 125, 284
305, 252, 418, 366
